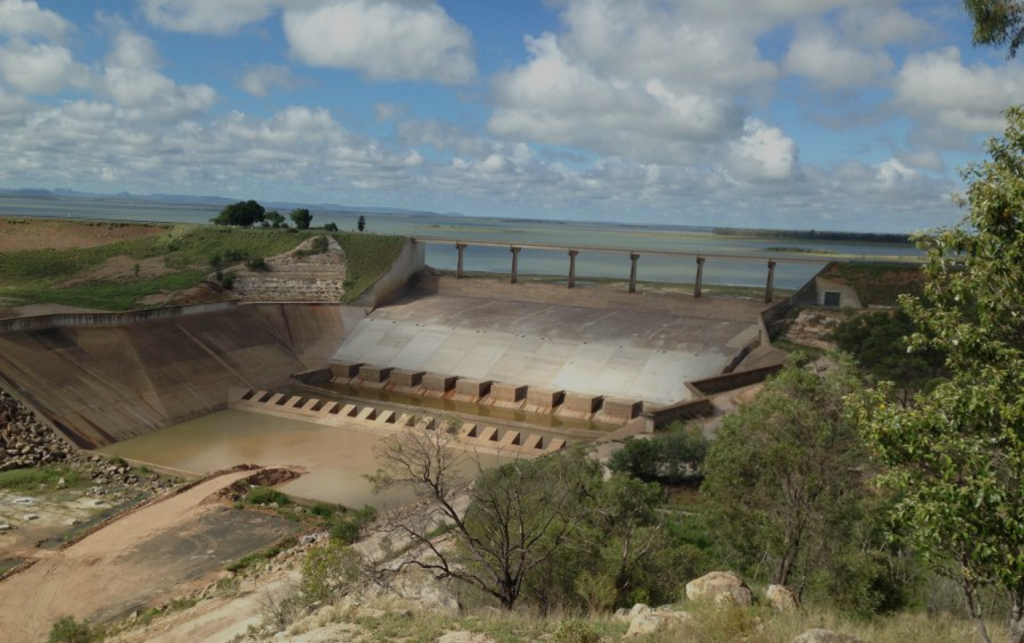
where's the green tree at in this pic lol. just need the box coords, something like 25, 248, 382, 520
265, 210, 285, 228
368, 425, 600, 611
703, 358, 872, 590
854, 107, 1024, 643
212, 200, 265, 227
830, 309, 946, 404
357, 215, 366, 232
323, 222, 338, 232
290, 208, 312, 230
965, 0, 1024, 57
608, 425, 708, 484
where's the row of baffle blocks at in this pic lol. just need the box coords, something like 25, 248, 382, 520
237, 389, 567, 456
330, 361, 644, 423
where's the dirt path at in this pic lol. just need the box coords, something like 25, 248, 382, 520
0, 468, 294, 643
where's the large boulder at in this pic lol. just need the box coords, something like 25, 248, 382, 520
624, 609, 695, 638
765, 584, 799, 611
685, 571, 753, 607
792, 628, 861, 643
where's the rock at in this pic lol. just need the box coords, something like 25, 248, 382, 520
624, 610, 694, 638
625, 613, 665, 637
792, 628, 862, 643
0, 523, 12, 531
23, 513, 39, 521
629, 603, 652, 616
766, 584, 799, 611
685, 571, 753, 607
57, 477, 67, 488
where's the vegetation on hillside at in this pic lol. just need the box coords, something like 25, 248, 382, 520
0, 222, 406, 310
819, 262, 926, 306
853, 106, 1024, 643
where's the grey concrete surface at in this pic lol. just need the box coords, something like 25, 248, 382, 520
333, 294, 762, 404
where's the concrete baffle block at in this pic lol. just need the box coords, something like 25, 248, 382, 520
423, 373, 458, 394
330, 361, 363, 378
390, 369, 425, 388
375, 410, 396, 424
356, 406, 377, 421
455, 378, 492, 399
359, 365, 393, 384
491, 382, 527, 404
527, 388, 565, 409
603, 398, 644, 421
564, 392, 603, 415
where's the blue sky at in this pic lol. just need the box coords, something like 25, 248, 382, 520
0, 1, 1022, 231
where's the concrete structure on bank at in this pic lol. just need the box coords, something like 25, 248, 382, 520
331, 281, 768, 407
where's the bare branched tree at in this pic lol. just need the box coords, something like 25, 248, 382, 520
367, 423, 598, 610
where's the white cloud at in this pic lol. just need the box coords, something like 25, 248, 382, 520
728, 119, 799, 181
785, 25, 892, 88
838, 6, 929, 47
896, 47, 1024, 133
140, 0, 280, 35
282, 1, 476, 84
102, 29, 216, 121
239, 64, 298, 97
0, 39, 86, 94
0, 0, 72, 41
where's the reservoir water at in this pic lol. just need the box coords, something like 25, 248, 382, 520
101, 409, 507, 509
0, 194, 922, 290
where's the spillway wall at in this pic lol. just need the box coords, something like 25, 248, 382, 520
0, 304, 354, 449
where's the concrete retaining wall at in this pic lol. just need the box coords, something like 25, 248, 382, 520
0, 302, 237, 333
0, 304, 351, 449
352, 238, 426, 307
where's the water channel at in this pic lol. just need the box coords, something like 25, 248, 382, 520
101, 409, 508, 509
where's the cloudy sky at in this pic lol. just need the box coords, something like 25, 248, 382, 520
0, 0, 1021, 231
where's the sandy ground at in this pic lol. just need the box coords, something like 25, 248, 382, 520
782, 308, 847, 350
0, 218, 166, 252
0, 489, 122, 567
0, 468, 294, 643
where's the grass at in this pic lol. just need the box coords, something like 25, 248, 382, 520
0, 221, 410, 310
822, 262, 925, 307
224, 536, 296, 573
333, 232, 407, 302
0, 465, 80, 492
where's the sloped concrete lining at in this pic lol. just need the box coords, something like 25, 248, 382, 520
331, 295, 763, 405
0, 304, 354, 449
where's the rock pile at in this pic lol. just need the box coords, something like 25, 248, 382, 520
1, 390, 73, 472
1, 388, 174, 494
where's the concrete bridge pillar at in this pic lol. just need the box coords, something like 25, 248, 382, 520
510, 246, 521, 284
765, 259, 776, 303
694, 256, 705, 298
567, 250, 578, 288
455, 242, 466, 279
628, 252, 640, 293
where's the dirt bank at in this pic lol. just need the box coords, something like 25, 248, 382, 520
0, 218, 166, 252
0, 467, 297, 643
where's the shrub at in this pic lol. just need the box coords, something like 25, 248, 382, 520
301, 545, 363, 602
329, 505, 377, 545
245, 257, 269, 272
48, 616, 102, 643
323, 222, 338, 232
608, 425, 708, 484
552, 620, 601, 643
245, 486, 290, 506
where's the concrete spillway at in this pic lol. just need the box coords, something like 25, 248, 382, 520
332, 294, 763, 405
0, 304, 356, 448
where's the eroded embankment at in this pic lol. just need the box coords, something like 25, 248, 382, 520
0, 303, 354, 448
0, 465, 299, 643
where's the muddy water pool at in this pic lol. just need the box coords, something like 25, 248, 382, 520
101, 410, 508, 509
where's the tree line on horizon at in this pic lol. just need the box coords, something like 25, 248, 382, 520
212, 199, 366, 232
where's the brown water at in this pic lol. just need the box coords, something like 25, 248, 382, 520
102, 409, 507, 509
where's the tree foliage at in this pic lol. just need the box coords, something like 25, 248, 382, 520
965, 0, 1024, 57
608, 425, 708, 484
703, 358, 876, 592
854, 106, 1024, 643
212, 200, 265, 227
290, 208, 312, 230
368, 425, 600, 610
830, 309, 946, 403
357, 215, 366, 232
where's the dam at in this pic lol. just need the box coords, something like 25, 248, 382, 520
0, 239, 793, 506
